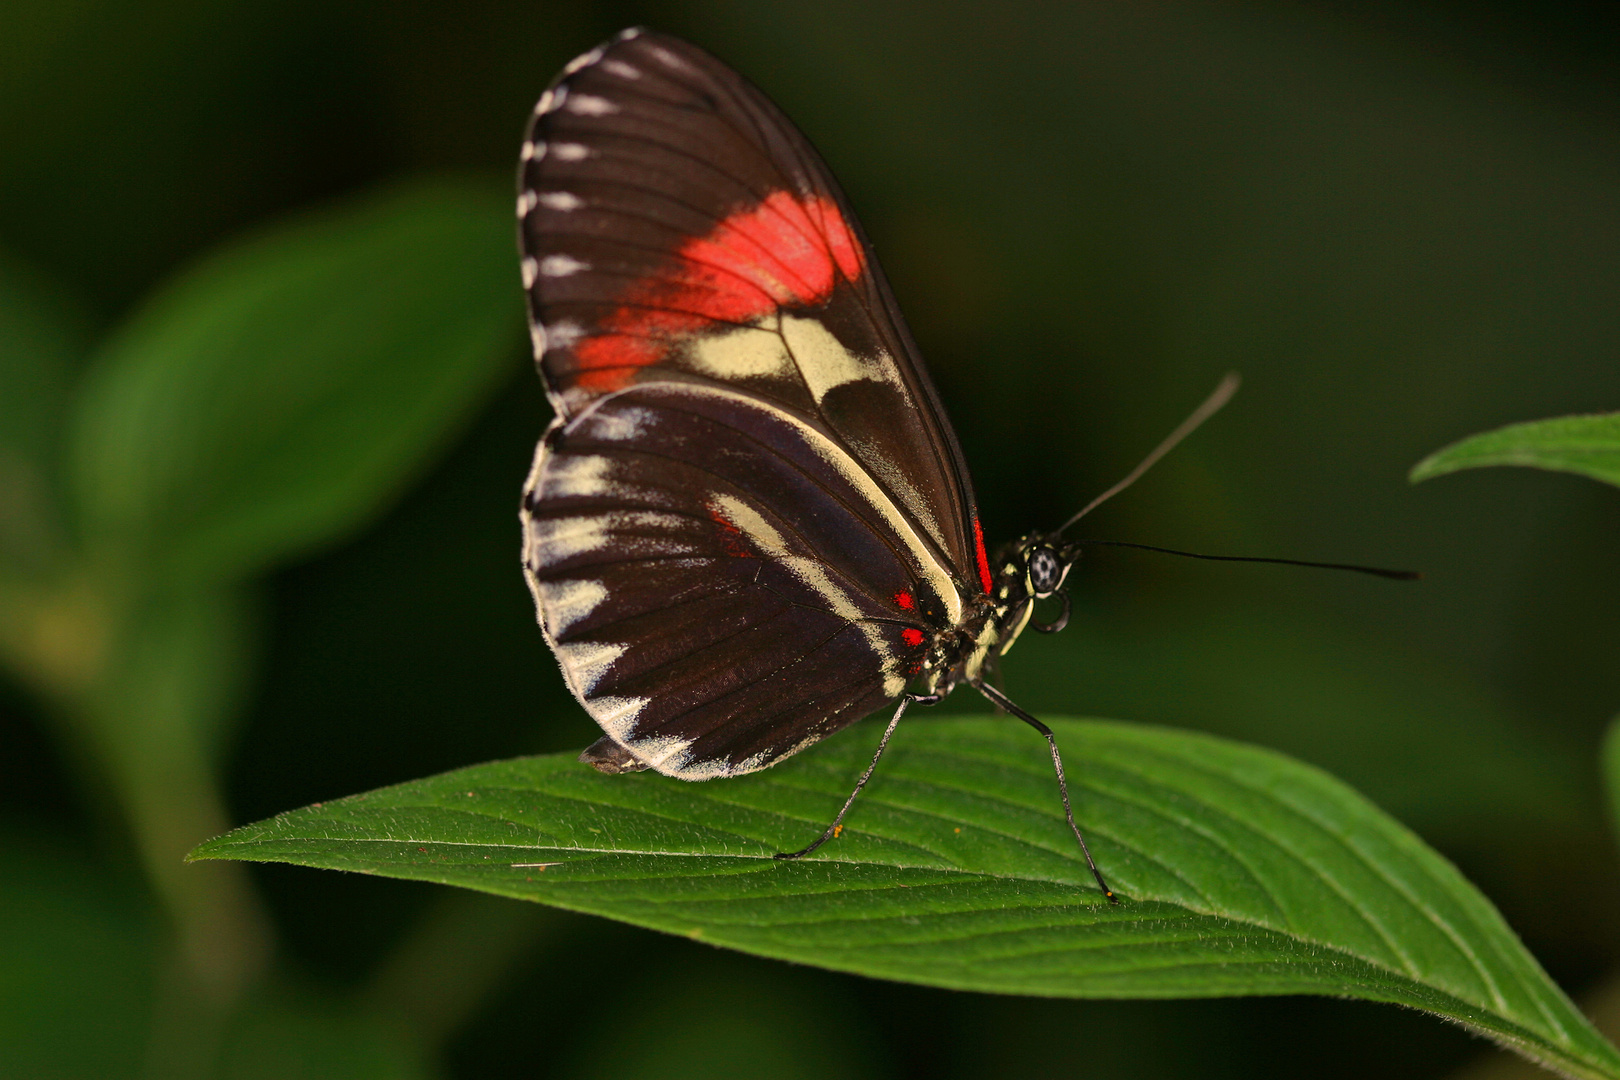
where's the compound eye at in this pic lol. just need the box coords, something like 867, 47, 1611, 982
1027, 545, 1063, 595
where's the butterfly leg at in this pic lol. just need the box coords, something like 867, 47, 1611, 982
971, 680, 1119, 904
773, 692, 941, 860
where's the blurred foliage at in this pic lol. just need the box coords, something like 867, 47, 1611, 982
69, 181, 519, 586
2, 1, 1619, 1079
1608, 717, 1620, 860
0, 170, 523, 1077
0, 833, 157, 1079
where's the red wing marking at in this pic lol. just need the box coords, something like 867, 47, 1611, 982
900, 628, 926, 647
572, 191, 865, 391
972, 516, 992, 594
707, 504, 753, 559
892, 590, 916, 611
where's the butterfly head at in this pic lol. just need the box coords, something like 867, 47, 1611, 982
1025, 538, 1076, 599
993, 534, 1078, 600
981, 534, 1080, 658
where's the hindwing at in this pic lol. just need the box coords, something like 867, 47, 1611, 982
522, 383, 958, 777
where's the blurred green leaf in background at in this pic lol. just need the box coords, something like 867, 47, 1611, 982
0, 173, 524, 1077
5, 2, 1620, 1079
68, 180, 521, 587
1412, 413, 1620, 491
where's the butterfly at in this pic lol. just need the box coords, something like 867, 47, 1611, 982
516, 29, 1245, 903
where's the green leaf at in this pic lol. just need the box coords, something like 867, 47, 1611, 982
0, 250, 89, 573
1011, 602, 1592, 850
193, 717, 1620, 1080
217, 984, 430, 1080
1602, 715, 1620, 843
1410, 412, 1620, 489
0, 254, 94, 697
88, 583, 260, 762
67, 177, 523, 584
0, 832, 157, 1079
549, 952, 887, 1080
0, 833, 423, 1080
0, 253, 86, 468
76, 584, 281, 1005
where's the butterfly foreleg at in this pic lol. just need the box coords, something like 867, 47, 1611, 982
772, 691, 941, 860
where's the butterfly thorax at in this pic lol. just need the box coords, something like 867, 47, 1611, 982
916, 533, 1076, 698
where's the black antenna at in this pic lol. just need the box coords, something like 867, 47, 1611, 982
1057, 372, 1241, 535
1071, 539, 1420, 581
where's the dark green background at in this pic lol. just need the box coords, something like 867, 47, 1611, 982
4, 2, 1619, 1078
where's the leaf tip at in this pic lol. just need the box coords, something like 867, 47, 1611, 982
1408, 454, 1447, 485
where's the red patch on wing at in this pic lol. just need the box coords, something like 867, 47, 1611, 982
900, 628, 926, 648
972, 516, 992, 594
892, 590, 916, 611
571, 191, 864, 391
707, 504, 752, 559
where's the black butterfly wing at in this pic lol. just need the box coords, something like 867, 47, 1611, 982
519, 30, 988, 778
517, 28, 992, 593
523, 382, 962, 777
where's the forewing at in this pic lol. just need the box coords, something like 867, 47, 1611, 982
521, 383, 960, 778
518, 29, 990, 593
